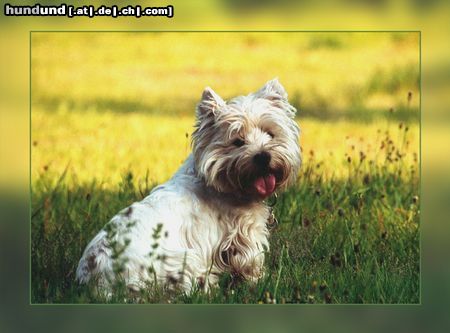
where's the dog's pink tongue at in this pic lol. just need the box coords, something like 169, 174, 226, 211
254, 174, 276, 197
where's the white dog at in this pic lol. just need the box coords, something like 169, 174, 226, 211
76, 79, 301, 294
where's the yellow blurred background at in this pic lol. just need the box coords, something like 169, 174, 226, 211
31, 32, 419, 189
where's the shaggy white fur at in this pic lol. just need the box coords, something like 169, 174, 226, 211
76, 79, 301, 293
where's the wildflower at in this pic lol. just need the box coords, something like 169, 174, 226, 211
363, 174, 370, 185
302, 217, 311, 227
359, 151, 366, 162
330, 253, 342, 267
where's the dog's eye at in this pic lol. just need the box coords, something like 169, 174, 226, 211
267, 131, 275, 139
232, 138, 245, 147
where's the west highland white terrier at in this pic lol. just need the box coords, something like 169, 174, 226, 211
76, 78, 301, 294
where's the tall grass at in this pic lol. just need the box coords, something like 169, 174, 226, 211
31, 118, 419, 303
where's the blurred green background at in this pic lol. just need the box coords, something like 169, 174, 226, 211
1, 0, 450, 332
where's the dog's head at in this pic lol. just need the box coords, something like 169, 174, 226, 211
192, 79, 301, 200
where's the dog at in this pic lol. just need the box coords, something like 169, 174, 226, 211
76, 78, 301, 294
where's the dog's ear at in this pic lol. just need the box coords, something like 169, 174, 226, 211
255, 78, 288, 101
197, 87, 225, 117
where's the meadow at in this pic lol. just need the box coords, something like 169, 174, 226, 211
31, 32, 420, 304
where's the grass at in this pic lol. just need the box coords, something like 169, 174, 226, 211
31, 111, 419, 304
31, 32, 420, 304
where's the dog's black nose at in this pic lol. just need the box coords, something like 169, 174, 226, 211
253, 151, 271, 168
